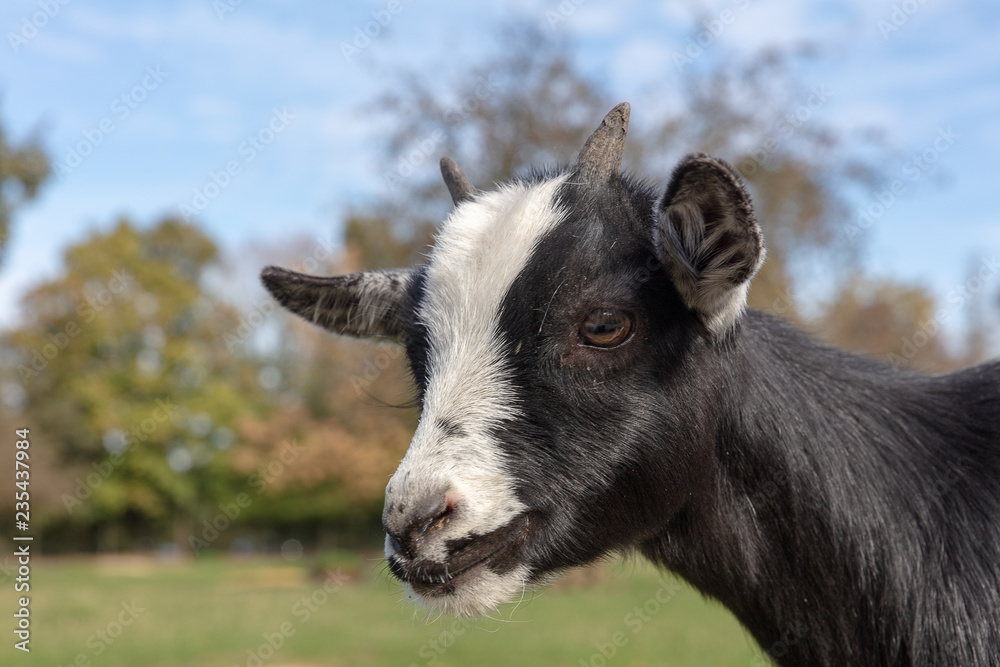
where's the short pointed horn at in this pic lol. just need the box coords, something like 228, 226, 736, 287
574, 102, 630, 183
440, 156, 475, 205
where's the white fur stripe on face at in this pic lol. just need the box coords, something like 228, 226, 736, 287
385, 174, 570, 553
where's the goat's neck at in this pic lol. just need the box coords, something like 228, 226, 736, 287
643, 311, 947, 665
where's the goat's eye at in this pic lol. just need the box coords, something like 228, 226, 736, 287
579, 309, 633, 348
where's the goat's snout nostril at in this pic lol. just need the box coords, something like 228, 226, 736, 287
387, 533, 406, 558
384, 491, 458, 561
419, 499, 454, 532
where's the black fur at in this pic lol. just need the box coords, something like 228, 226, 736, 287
264, 160, 1000, 666
403, 170, 1000, 665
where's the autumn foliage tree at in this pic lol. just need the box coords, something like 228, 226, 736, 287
228, 232, 418, 547
2, 218, 267, 549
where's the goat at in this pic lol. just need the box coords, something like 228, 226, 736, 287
261, 103, 1000, 666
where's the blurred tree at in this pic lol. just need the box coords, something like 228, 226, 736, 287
363, 22, 986, 363
368, 25, 611, 263
368, 26, 882, 320
2, 218, 267, 549
955, 256, 999, 367
342, 213, 428, 271
233, 388, 413, 534
0, 118, 50, 265
814, 276, 953, 372
655, 47, 883, 315
221, 230, 418, 549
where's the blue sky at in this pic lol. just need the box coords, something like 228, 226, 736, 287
1, 0, 998, 349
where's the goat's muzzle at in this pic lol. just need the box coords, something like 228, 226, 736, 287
383, 490, 532, 596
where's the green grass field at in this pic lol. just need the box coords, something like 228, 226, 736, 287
7, 552, 766, 666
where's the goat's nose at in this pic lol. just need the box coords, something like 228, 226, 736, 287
383, 490, 456, 559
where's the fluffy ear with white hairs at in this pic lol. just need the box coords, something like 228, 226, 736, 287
260, 265, 414, 342
654, 153, 766, 335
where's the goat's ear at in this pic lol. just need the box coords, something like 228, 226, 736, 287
260, 266, 414, 342
654, 153, 765, 335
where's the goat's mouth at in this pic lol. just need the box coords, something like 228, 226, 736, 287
385, 514, 532, 606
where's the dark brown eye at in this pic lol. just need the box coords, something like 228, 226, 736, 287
579, 309, 633, 348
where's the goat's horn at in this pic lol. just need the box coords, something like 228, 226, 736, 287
574, 102, 630, 183
440, 156, 475, 205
